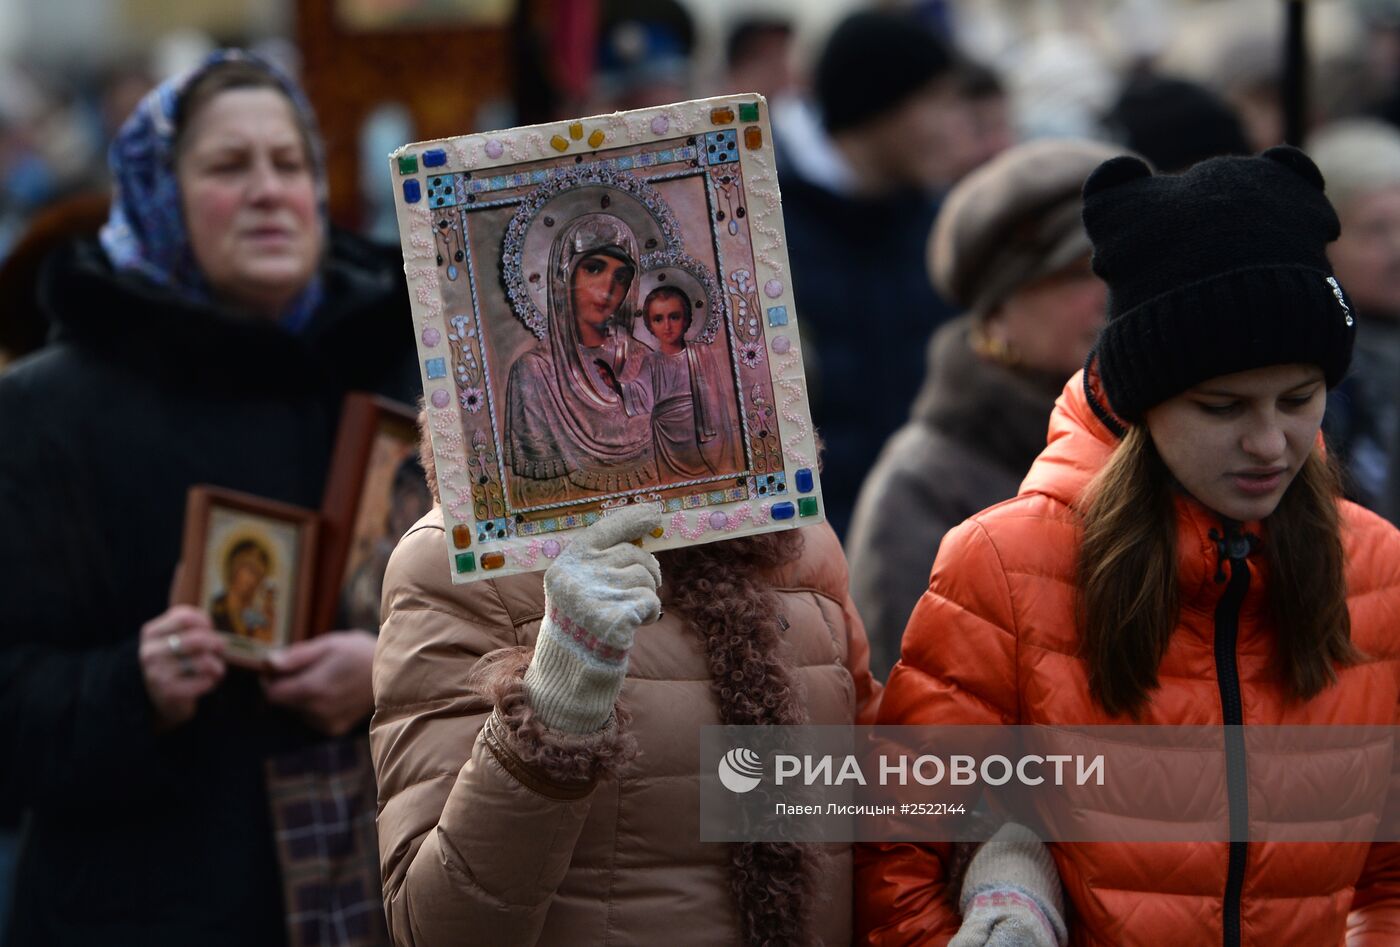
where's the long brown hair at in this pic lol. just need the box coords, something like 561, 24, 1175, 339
1076, 425, 1357, 718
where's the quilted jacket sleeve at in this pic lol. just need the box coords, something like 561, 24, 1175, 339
1349, 844, 1400, 943
842, 585, 883, 725
1346, 706, 1400, 943
370, 518, 630, 947
1345, 520, 1400, 945
855, 518, 1021, 946
815, 518, 883, 724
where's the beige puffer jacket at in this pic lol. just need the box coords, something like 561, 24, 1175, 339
370, 511, 881, 946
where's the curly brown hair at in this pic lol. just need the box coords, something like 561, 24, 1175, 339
660, 530, 814, 947
422, 405, 824, 945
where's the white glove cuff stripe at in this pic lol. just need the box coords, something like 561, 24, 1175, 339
549, 605, 627, 665
963, 886, 1064, 945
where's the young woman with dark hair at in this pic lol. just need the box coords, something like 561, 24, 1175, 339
859, 147, 1400, 946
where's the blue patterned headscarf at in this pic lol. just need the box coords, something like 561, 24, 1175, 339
99, 49, 328, 331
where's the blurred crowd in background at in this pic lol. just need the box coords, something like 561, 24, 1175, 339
7, 0, 1400, 485
6, 0, 1400, 274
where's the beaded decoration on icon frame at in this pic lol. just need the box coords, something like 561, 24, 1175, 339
391, 95, 823, 582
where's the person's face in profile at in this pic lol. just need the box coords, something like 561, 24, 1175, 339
646, 294, 688, 354
863, 80, 978, 193
572, 252, 634, 338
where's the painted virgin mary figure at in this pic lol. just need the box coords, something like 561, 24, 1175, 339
504, 213, 657, 506
210, 538, 278, 644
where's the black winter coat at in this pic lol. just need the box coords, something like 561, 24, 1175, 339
778, 164, 956, 538
0, 232, 418, 946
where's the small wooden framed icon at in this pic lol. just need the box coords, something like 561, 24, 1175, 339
313, 393, 432, 635
172, 486, 319, 668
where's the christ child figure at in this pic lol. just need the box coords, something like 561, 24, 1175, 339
638, 285, 724, 479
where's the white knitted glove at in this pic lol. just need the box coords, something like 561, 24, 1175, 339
522, 504, 663, 734
949, 823, 1067, 947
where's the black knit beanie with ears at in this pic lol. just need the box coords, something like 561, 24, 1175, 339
1082, 145, 1356, 422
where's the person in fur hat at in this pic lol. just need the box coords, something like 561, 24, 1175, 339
847, 137, 1120, 680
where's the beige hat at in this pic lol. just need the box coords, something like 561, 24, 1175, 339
1307, 119, 1400, 213
930, 137, 1123, 317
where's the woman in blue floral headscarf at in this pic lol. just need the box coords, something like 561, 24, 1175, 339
99, 49, 332, 326
0, 50, 414, 947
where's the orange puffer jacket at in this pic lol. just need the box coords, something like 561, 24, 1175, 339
857, 369, 1400, 947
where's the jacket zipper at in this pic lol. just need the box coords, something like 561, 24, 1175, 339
1211, 523, 1252, 947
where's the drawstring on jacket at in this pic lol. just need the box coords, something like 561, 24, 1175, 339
1208, 524, 1260, 583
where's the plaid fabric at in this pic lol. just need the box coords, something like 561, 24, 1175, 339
265, 734, 389, 947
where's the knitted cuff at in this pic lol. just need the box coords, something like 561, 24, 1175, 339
960, 886, 1066, 947
472, 647, 637, 792
522, 605, 630, 734
960, 824, 1066, 944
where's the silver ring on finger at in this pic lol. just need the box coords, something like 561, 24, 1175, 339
167, 633, 184, 657
177, 655, 197, 678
